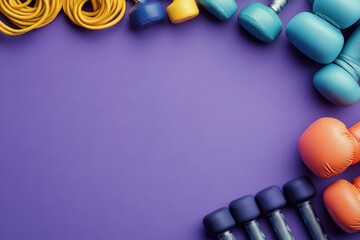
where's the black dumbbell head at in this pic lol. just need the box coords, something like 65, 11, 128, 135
229, 195, 261, 224
283, 176, 316, 205
203, 207, 236, 236
255, 186, 286, 214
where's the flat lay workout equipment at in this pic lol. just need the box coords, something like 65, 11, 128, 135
313, 24, 360, 106
203, 208, 237, 240
255, 186, 294, 240
238, 0, 290, 43
166, 0, 199, 24
286, 0, 360, 64
298, 117, 360, 178
229, 195, 265, 240
129, 0, 165, 30
63, 0, 126, 30
283, 177, 328, 240
323, 177, 360, 233
0, 0, 62, 35
198, 0, 237, 21
2, 0, 360, 239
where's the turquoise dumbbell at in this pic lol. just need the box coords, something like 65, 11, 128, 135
198, 0, 237, 21
286, 0, 360, 64
313, 25, 360, 106
238, 0, 291, 43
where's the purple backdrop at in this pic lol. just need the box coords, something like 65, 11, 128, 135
1, 1, 360, 239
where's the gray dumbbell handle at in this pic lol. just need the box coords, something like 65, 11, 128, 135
269, 0, 290, 13
298, 201, 328, 240
268, 210, 294, 240
218, 231, 236, 240
244, 220, 266, 240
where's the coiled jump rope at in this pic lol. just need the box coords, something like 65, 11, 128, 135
0, 0, 62, 35
62, 0, 126, 30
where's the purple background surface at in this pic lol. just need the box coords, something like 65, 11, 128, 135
0, 1, 360, 239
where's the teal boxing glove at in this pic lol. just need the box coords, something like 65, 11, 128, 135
314, 25, 360, 106
238, 0, 291, 43
198, 0, 237, 21
286, 0, 360, 64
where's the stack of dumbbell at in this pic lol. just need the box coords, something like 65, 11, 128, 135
203, 177, 327, 240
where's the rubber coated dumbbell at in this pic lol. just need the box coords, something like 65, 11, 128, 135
286, 0, 360, 64
313, 25, 360, 106
129, 0, 166, 30
229, 195, 265, 240
166, 0, 199, 24
283, 176, 328, 240
323, 176, 360, 233
238, 0, 291, 43
198, 0, 237, 21
256, 186, 294, 240
298, 117, 360, 178
203, 207, 237, 240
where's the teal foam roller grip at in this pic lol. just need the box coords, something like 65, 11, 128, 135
313, 0, 360, 29
286, 12, 344, 64
238, 2, 284, 43
198, 0, 237, 21
314, 26, 360, 106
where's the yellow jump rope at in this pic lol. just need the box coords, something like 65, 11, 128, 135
62, 0, 126, 30
0, 0, 127, 35
0, 0, 62, 35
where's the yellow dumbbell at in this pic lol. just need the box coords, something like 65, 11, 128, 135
166, 0, 199, 24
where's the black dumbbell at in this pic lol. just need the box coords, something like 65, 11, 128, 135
283, 176, 328, 240
229, 195, 265, 240
203, 207, 237, 240
256, 186, 294, 240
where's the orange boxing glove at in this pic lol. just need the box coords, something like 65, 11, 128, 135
298, 117, 360, 178
323, 177, 360, 233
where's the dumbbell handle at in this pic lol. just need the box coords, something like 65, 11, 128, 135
218, 231, 236, 240
244, 220, 266, 240
298, 201, 328, 240
269, 210, 294, 240
269, 0, 290, 13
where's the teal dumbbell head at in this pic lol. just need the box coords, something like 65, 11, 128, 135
314, 25, 360, 106
286, 0, 360, 64
198, 0, 237, 21
238, 0, 290, 43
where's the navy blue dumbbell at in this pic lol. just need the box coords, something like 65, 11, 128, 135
256, 186, 294, 240
129, 0, 166, 30
283, 176, 328, 240
229, 195, 265, 240
203, 207, 237, 240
